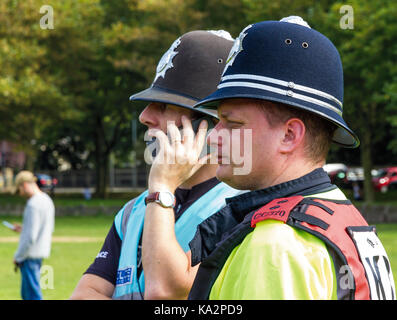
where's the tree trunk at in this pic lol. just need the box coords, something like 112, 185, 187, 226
20, 145, 37, 174
93, 112, 123, 199
360, 128, 374, 203
95, 153, 109, 199
94, 116, 109, 199
25, 153, 35, 172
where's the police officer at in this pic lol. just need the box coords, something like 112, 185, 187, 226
71, 30, 243, 300
184, 17, 395, 299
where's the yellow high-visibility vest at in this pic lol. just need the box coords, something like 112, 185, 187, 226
209, 188, 347, 300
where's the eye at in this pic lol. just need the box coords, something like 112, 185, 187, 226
226, 120, 244, 128
158, 103, 167, 112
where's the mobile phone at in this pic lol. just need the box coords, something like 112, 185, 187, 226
2, 221, 15, 230
191, 115, 216, 133
190, 116, 216, 157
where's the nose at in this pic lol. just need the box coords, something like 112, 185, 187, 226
139, 103, 159, 128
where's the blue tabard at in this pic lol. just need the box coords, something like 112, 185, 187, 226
112, 182, 243, 299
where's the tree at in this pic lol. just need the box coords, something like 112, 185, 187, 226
2, 0, 395, 202
35, 0, 146, 197
319, 1, 397, 202
0, 0, 70, 169
241, 0, 397, 202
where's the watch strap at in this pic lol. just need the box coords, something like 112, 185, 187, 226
145, 191, 176, 208
144, 192, 160, 205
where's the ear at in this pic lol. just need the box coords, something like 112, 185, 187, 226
278, 118, 306, 154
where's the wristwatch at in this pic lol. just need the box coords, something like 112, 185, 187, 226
145, 191, 176, 208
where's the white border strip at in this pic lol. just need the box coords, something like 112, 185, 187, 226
217, 81, 343, 116
222, 74, 343, 109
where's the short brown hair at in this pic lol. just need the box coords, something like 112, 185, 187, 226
256, 99, 336, 164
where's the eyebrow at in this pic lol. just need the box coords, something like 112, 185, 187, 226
219, 111, 233, 119
219, 111, 247, 124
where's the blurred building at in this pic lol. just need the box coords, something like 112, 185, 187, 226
0, 140, 26, 190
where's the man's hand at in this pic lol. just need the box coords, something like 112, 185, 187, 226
13, 259, 20, 273
13, 223, 22, 233
142, 115, 209, 299
148, 116, 210, 193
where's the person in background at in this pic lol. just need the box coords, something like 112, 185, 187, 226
352, 182, 362, 201
13, 170, 55, 300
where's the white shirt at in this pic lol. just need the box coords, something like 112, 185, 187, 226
14, 192, 55, 262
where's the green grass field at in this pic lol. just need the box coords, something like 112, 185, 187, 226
0, 215, 396, 300
0, 193, 133, 207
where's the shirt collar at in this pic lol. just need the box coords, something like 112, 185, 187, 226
174, 177, 220, 220
175, 177, 220, 203
225, 168, 332, 217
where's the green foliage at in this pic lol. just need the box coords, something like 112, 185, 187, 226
319, 1, 397, 201
0, 0, 69, 156
0, 0, 396, 200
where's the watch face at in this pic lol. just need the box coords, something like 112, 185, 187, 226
159, 192, 175, 207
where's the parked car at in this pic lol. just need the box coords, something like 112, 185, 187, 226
372, 167, 397, 193
323, 163, 348, 186
35, 173, 58, 194
346, 167, 364, 183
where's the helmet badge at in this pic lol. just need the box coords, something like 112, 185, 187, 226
222, 24, 252, 77
154, 37, 181, 82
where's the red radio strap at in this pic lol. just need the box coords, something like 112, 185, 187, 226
251, 196, 303, 227
251, 196, 371, 300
